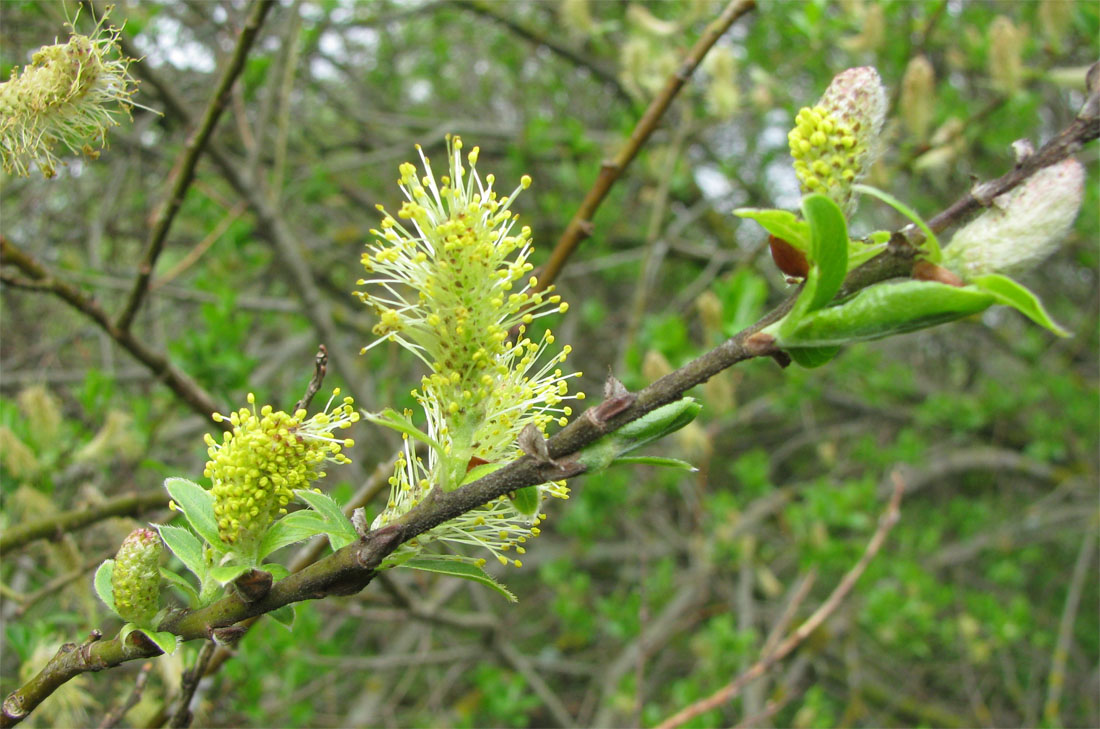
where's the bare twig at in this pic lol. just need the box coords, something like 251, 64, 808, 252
537, 0, 757, 290
97, 661, 154, 729
115, 0, 276, 331
170, 640, 216, 728
293, 345, 328, 413
0, 237, 227, 430
0, 492, 170, 553
1043, 523, 1096, 724
654, 474, 906, 729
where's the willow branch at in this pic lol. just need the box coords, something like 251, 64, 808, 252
115, 0, 275, 331
0, 237, 227, 430
0, 492, 170, 553
4, 67, 1097, 729
538, 0, 757, 289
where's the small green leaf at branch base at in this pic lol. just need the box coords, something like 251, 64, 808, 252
159, 567, 199, 608
786, 346, 841, 369
853, 184, 942, 262
209, 564, 250, 585
402, 557, 518, 602
733, 208, 812, 253
969, 273, 1071, 336
94, 560, 117, 614
507, 485, 541, 517
164, 477, 225, 551
802, 193, 849, 310
294, 489, 358, 550
363, 409, 444, 453
268, 604, 296, 630
120, 624, 179, 655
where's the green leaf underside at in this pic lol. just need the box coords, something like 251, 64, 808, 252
609, 456, 697, 470
461, 461, 506, 487
733, 208, 812, 252
294, 489, 358, 550
508, 485, 540, 517
163, 478, 224, 551
94, 560, 117, 614
853, 184, 942, 262
402, 557, 518, 602
145, 630, 179, 655
268, 604, 296, 629
365, 409, 444, 453
209, 564, 250, 585
787, 346, 841, 368
969, 274, 1070, 336
160, 568, 199, 606
155, 524, 205, 581
778, 281, 995, 347
802, 193, 849, 311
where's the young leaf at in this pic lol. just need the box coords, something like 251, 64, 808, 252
802, 193, 849, 311
258, 513, 328, 559
402, 557, 517, 602
268, 604, 296, 630
609, 456, 698, 470
163, 478, 224, 550
769, 281, 995, 347
260, 563, 291, 582
363, 409, 443, 453
507, 485, 540, 517
969, 273, 1070, 336
154, 524, 205, 582
460, 460, 505, 487
94, 560, 117, 614
209, 564, 250, 585
733, 208, 812, 252
295, 489, 358, 550
786, 346, 841, 369
853, 184, 942, 262
159, 567, 199, 607
144, 630, 179, 655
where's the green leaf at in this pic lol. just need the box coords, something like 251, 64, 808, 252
969, 274, 1071, 337
363, 409, 443, 453
155, 524, 205, 582
163, 478, 224, 551
615, 398, 702, 447
802, 193, 849, 311
295, 489, 358, 550
159, 568, 199, 607
853, 184, 942, 262
507, 486, 540, 517
770, 281, 995, 347
609, 456, 697, 470
94, 560, 117, 614
786, 346, 841, 368
268, 604, 295, 630
209, 564, 250, 585
733, 208, 812, 252
260, 563, 290, 582
144, 630, 180, 655
460, 460, 505, 487
402, 557, 517, 602
258, 514, 326, 559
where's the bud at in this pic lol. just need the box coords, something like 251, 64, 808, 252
204, 391, 357, 553
899, 55, 935, 142
989, 16, 1024, 95
0, 14, 139, 178
112, 528, 163, 626
788, 67, 887, 216
942, 158, 1085, 278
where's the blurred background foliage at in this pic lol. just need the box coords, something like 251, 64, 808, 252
1, 1, 1097, 727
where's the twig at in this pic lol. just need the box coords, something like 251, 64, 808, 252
3, 98, 1097, 725
1043, 523, 1096, 724
293, 345, 328, 413
654, 474, 906, 729
452, 0, 634, 107
0, 492, 169, 553
15, 556, 110, 618
115, 0, 276, 332
0, 237, 227, 431
97, 661, 154, 729
169, 640, 216, 728
537, 0, 757, 290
